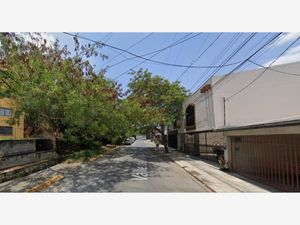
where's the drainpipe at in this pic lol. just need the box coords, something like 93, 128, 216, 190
223, 97, 226, 127
205, 132, 208, 160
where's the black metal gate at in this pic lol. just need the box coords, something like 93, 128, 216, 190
183, 133, 197, 154
231, 134, 300, 192
168, 131, 178, 149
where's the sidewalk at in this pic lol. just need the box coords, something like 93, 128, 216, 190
152, 142, 278, 192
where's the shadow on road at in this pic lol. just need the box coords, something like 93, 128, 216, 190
0, 145, 213, 192
43, 147, 164, 192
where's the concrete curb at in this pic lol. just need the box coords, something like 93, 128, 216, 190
165, 149, 271, 193
26, 175, 64, 192
172, 159, 216, 192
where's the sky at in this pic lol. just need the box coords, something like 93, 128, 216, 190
3, 0, 300, 222
41, 32, 300, 93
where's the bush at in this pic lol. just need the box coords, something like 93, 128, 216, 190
69, 149, 102, 161
78, 140, 102, 150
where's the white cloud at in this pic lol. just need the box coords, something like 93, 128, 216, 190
272, 32, 300, 47
264, 44, 300, 66
16, 32, 56, 48
284, 44, 300, 55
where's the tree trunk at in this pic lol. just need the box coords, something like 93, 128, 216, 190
163, 136, 169, 153
52, 129, 59, 151
161, 125, 169, 153
154, 126, 169, 153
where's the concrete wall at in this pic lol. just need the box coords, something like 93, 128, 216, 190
0, 139, 35, 157
212, 61, 300, 128
0, 139, 57, 170
0, 150, 57, 170
0, 98, 24, 139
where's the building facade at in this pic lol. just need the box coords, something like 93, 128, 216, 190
0, 98, 24, 139
174, 61, 300, 191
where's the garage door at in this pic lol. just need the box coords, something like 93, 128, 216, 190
231, 134, 300, 192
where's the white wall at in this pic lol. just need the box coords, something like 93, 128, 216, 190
181, 79, 215, 132
212, 61, 300, 128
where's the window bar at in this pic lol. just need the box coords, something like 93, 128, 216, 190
285, 140, 290, 189
294, 135, 299, 190
289, 135, 294, 189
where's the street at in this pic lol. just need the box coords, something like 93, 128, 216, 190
0, 139, 206, 192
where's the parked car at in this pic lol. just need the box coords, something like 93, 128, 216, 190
124, 138, 133, 145
129, 137, 136, 143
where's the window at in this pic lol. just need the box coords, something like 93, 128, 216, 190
185, 105, 195, 127
0, 107, 12, 117
0, 126, 13, 135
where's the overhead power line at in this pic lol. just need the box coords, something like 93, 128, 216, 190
207, 33, 282, 90
163, 33, 177, 75
108, 33, 196, 69
188, 32, 283, 106
189, 33, 243, 91
104, 32, 154, 66
190, 33, 257, 92
248, 60, 300, 76
103, 33, 113, 43
176, 33, 223, 81
227, 35, 300, 100
210, 33, 287, 92
63, 32, 245, 70
100, 32, 112, 43
113, 33, 203, 80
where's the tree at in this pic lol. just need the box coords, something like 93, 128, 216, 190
0, 32, 128, 148
127, 69, 188, 153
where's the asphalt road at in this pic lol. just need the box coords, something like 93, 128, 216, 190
0, 139, 206, 192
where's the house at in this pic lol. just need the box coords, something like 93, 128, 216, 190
0, 97, 24, 139
173, 61, 300, 191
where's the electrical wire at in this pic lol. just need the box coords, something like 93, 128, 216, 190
210, 33, 286, 92
107, 33, 200, 69
110, 32, 194, 67
190, 33, 257, 92
248, 60, 300, 76
175, 33, 221, 81
103, 33, 113, 43
63, 32, 245, 70
189, 33, 243, 91
104, 32, 154, 66
101, 32, 113, 43
226, 34, 300, 100
113, 33, 200, 80
168, 33, 187, 76
207, 32, 281, 92
207, 33, 281, 90
163, 33, 177, 75
187, 32, 283, 106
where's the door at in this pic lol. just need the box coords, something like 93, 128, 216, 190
231, 134, 300, 192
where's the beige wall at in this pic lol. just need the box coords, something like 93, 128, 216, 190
213, 61, 300, 128
224, 124, 300, 137
0, 98, 24, 139
180, 61, 300, 133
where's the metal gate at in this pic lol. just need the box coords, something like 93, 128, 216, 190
183, 133, 199, 155
231, 134, 300, 192
168, 131, 178, 149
